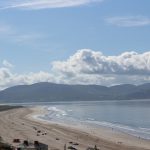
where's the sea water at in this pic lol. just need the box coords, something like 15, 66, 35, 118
35, 100, 150, 139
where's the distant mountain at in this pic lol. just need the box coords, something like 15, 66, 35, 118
0, 82, 150, 103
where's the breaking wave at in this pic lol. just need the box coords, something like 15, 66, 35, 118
36, 104, 150, 140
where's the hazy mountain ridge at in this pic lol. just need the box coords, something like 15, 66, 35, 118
0, 82, 150, 103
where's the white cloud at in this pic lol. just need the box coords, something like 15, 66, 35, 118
52, 49, 150, 75
1, 49, 150, 90
106, 16, 150, 27
0, 68, 57, 90
2, 60, 14, 68
50, 49, 150, 85
0, 0, 103, 10
0, 67, 12, 80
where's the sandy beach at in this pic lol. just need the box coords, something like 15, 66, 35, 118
0, 107, 150, 150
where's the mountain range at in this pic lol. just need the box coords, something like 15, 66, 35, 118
0, 82, 150, 103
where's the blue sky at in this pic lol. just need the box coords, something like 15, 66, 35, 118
0, 0, 150, 89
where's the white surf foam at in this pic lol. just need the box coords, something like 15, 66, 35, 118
36, 105, 150, 140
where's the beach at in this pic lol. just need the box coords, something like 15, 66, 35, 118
0, 106, 150, 150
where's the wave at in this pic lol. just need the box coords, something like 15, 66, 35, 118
37, 106, 150, 140
47, 106, 67, 116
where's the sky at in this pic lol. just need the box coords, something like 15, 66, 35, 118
0, 0, 150, 89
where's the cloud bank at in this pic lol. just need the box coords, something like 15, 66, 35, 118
52, 49, 150, 75
0, 0, 103, 10
106, 16, 150, 27
0, 49, 150, 90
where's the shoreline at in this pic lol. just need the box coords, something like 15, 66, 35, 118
28, 106, 150, 149
0, 106, 150, 150
1, 98, 150, 105
30, 105, 150, 141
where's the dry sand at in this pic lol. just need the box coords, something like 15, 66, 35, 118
0, 107, 150, 150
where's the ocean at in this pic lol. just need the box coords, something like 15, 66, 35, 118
32, 100, 150, 139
